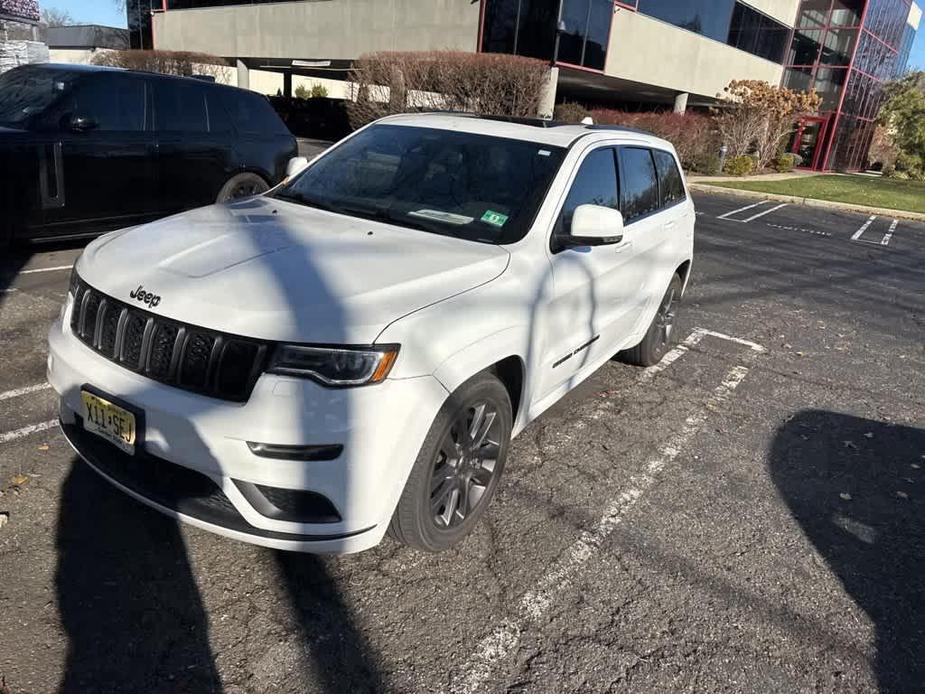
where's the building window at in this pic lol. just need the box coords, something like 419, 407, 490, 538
481, 0, 612, 71
632, 0, 789, 64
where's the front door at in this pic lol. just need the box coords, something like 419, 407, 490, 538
791, 116, 829, 170
538, 146, 646, 401
37, 72, 158, 237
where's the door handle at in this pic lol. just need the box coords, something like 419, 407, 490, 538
614, 241, 633, 253
665, 220, 677, 230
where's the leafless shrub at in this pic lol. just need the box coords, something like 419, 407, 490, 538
91, 49, 229, 80
346, 51, 550, 129
713, 80, 821, 171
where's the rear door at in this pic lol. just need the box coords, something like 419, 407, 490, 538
38, 72, 157, 236
153, 78, 231, 214
622, 146, 692, 313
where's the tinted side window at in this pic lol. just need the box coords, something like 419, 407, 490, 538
619, 147, 660, 223
71, 75, 145, 131
653, 149, 686, 207
153, 80, 208, 132
205, 91, 232, 133
221, 91, 285, 135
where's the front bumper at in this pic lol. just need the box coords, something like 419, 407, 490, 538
48, 313, 448, 554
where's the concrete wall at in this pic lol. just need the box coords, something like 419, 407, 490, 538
152, 0, 481, 60
741, 0, 800, 26
605, 9, 785, 100
49, 48, 96, 64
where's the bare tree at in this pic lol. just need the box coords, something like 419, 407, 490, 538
41, 7, 74, 26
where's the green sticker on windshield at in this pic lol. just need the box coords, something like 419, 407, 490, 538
481, 210, 509, 227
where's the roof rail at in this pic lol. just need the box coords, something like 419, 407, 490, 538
583, 124, 655, 137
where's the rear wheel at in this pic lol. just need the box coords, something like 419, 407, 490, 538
216, 173, 270, 203
620, 273, 682, 367
388, 372, 512, 552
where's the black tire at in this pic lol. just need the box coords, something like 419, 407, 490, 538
215, 173, 270, 203
620, 273, 683, 367
388, 371, 512, 552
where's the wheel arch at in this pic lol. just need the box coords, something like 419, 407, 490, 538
676, 259, 693, 295
431, 329, 528, 428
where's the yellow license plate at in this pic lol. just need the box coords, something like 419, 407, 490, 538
80, 390, 136, 455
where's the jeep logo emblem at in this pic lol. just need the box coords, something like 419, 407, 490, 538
130, 285, 161, 308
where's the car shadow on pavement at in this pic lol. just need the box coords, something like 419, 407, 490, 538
55, 459, 222, 693
769, 410, 924, 693
276, 552, 385, 693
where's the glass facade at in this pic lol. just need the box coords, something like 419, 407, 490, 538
616, 0, 790, 63
783, 0, 918, 171
481, 0, 612, 70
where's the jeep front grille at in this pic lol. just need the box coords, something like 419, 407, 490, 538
70, 279, 269, 403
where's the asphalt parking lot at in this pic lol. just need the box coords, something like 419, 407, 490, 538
1, 190, 923, 694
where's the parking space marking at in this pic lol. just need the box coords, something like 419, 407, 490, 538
0, 383, 52, 402
881, 219, 898, 246
19, 265, 73, 275
449, 336, 764, 694
0, 419, 57, 445
639, 327, 765, 383
717, 200, 768, 220
851, 215, 877, 241
766, 222, 832, 238
0, 288, 17, 294
740, 202, 788, 223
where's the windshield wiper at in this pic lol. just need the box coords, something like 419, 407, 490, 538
274, 193, 446, 236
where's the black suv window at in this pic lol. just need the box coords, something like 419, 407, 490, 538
153, 79, 208, 132
553, 147, 618, 250
63, 74, 145, 132
619, 147, 660, 223
221, 90, 286, 135
653, 149, 685, 207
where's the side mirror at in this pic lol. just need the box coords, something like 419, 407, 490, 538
65, 114, 98, 133
570, 204, 625, 245
285, 156, 309, 179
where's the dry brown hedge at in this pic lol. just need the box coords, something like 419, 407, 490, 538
91, 49, 229, 79
346, 51, 551, 129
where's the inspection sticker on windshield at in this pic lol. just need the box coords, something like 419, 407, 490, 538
481, 210, 509, 227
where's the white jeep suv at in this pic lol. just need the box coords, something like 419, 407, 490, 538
48, 113, 694, 553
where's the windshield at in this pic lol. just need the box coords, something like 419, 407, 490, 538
275, 124, 566, 244
0, 66, 80, 129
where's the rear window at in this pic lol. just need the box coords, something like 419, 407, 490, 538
653, 149, 686, 207
153, 80, 208, 132
221, 90, 287, 135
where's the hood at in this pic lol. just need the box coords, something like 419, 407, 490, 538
77, 196, 510, 344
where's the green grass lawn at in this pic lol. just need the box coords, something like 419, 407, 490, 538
711, 174, 925, 214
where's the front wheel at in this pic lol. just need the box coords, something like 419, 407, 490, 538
620, 273, 683, 367
215, 173, 270, 203
388, 372, 512, 552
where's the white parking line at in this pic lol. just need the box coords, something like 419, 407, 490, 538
740, 202, 788, 223
717, 200, 768, 220
19, 265, 74, 275
0, 382, 52, 402
0, 419, 57, 444
448, 359, 757, 694
851, 215, 877, 241
0, 288, 17, 294
639, 330, 706, 382
881, 219, 898, 246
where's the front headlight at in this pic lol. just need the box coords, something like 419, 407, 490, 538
267, 344, 399, 387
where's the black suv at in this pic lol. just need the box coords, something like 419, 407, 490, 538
0, 63, 298, 246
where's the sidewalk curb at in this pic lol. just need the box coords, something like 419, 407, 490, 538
689, 182, 925, 223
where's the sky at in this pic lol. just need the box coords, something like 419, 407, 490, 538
42, 0, 925, 70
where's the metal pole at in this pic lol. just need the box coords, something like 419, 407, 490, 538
552, 0, 565, 65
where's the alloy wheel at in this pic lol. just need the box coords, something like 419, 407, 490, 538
429, 401, 502, 529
